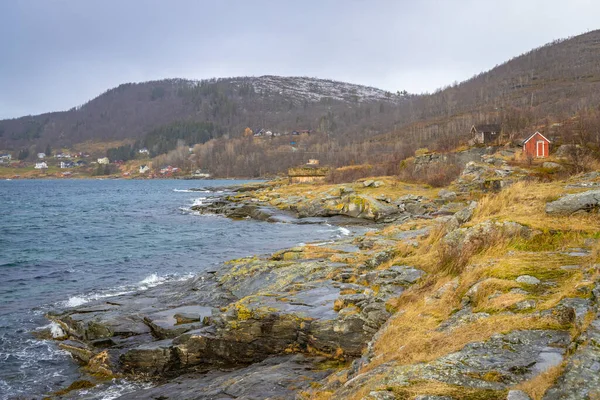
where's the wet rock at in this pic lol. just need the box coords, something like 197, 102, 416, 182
120, 339, 174, 374
546, 190, 600, 215
118, 355, 332, 400
516, 275, 541, 285
144, 305, 211, 339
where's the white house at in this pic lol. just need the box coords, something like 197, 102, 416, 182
97, 157, 110, 165
139, 165, 150, 174
138, 148, 149, 155
34, 162, 48, 169
0, 154, 11, 163
37, 153, 46, 159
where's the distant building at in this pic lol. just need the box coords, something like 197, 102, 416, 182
139, 165, 150, 174
138, 148, 150, 155
0, 154, 11, 163
521, 131, 551, 159
37, 153, 46, 159
192, 169, 211, 178
307, 159, 320, 165
34, 162, 48, 169
97, 157, 110, 165
471, 124, 502, 144
60, 161, 74, 169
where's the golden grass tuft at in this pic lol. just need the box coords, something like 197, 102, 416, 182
515, 363, 565, 400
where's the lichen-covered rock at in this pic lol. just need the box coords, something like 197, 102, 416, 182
542, 318, 600, 399
546, 190, 600, 215
336, 330, 570, 398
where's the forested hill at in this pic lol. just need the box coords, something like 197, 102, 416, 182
2, 29, 600, 171
0, 76, 404, 152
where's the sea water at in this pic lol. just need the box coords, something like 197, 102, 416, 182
0, 179, 352, 399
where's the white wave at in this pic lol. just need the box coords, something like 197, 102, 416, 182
138, 273, 166, 287
60, 273, 196, 309
64, 295, 87, 307
72, 379, 153, 400
173, 189, 211, 193
313, 241, 335, 246
192, 197, 207, 206
36, 322, 66, 338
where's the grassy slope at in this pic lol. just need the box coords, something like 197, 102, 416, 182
278, 172, 600, 399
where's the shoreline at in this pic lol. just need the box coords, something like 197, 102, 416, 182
40, 179, 435, 398
37, 171, 600, 399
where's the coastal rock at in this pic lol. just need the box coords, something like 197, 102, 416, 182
336, 330, 570, 398
545, 190, 600, 215
117, 355, 333, 400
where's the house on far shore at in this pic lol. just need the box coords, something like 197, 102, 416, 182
521, 131, 551, 159
288, 161, 330, 184
37, 152, 46, 159
97, 157, 110, 165
139, 165, 150, 174
0, 154, 11, 163
471, 124, 502, 144
34, 162, 48, 169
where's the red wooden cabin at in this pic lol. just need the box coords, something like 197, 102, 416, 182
522, 131, 551, 158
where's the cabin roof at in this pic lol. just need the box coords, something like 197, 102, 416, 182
473, 124, 501, 133
521, 131, 551, 145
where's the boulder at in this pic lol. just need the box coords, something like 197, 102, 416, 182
507, 390, 532, 400
546, 190, 600, 215
516, 275, 541, 285
542, 162, 563, 170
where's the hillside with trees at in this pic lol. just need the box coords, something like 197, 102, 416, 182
2, 30, 600, 176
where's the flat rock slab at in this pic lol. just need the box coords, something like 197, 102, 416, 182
145, 305, 213, 339
117, 355, 332, 400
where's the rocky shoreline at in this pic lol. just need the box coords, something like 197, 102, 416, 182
40, 169, 600, 399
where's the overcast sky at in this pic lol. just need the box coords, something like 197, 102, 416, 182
0, 0, 598, 119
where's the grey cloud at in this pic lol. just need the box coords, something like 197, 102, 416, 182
0, 0, 598, 118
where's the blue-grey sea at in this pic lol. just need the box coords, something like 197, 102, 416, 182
0, 179, 352, 399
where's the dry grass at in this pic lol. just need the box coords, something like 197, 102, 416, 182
390, 380, 507, 400
515, 363, 565, 400
472, 180, 600, 232
269, 177, 440, 205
